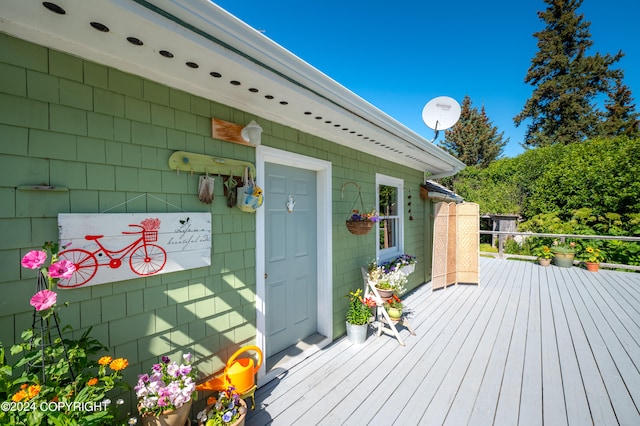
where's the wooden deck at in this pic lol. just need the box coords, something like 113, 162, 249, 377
246, 257, 640, 425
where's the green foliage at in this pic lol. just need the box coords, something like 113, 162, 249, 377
532, 245, 554, 259
503, 238, 521, 255
524, 138, 640, 219
440, 160, 522, 215
446, 137, 640, 220
441, 95, 508, 167
346, 289, 372, 325
479, 243, 497, 253
1, 322, 129, 425
445, 136, 640, 266
519, 210, 640, 266
514, 0, 630, 147
600, 76, 640, 139
576, 243, 605, 263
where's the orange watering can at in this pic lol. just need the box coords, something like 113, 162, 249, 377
197, 345, 263, 394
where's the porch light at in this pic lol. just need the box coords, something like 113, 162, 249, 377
241, 120, 263, 145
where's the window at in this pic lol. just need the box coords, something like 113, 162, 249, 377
376, 174, 404, 261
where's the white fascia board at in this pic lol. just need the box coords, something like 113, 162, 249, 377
148, 0, 465, 171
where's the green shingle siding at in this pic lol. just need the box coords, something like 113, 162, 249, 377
0, 34, 428, 403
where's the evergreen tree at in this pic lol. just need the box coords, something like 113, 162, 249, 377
514, 0, 624, 147
442, 95, 507, 168
600, 77, 640, 138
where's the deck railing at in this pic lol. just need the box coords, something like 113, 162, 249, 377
479, 230, 640, 271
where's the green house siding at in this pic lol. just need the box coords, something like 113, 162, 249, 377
0, 32, 431, 396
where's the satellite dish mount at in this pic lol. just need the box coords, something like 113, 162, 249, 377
421, 96, 461, 142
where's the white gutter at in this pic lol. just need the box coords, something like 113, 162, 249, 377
146, 0, 466, 174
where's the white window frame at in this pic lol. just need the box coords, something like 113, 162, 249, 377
376, 174, 404, 262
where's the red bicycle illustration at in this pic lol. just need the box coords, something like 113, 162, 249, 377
57, 222, 167, 288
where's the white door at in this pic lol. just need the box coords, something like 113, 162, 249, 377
264, 163, 317, 356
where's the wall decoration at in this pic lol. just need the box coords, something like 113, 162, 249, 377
57, 213, 211, 288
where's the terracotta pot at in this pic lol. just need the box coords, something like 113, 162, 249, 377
538, 258, 551, 267
376, 287, 394, 299
585, 262, 600, 272
140, 401, 192, 426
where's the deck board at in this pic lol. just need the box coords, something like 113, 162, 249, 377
246, 258, 640, 425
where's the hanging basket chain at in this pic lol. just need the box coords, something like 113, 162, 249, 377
342, 181, 374, 235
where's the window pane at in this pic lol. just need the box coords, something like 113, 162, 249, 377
379, 185, 397, 216
379, 218, 397, 249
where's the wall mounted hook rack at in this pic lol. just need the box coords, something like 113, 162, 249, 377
168, 151, 256, 178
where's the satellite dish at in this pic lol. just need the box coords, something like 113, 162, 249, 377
421, 96, 461, 142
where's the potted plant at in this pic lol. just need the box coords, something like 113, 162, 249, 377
196, 386, 247, 426
345, 289, 374, 344
552, 240, 576, 268
577, 245, 605, 272
384, 294, 404, 321
135, 353, 197, 426
367, 265, 408, 298
533, 245, 553, 266
345, 209, 379, 235
379, 254, 417, 275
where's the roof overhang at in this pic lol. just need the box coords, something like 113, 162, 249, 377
421, 180, 464, 203
0, 0, 465, 175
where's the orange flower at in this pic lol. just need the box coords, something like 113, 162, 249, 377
109, 358, 129, 371
12, 390, 27, 402
98, 356, 113, 366
27, 384, 41, 399
87, 377, 99, 386
207, 396, 217, 405
52, 395, 59, 402
20, 383, 28, 390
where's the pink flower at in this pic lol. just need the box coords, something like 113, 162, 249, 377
30, 289, 57, 311
48, 260, 76, 279
21, 250, 47, 269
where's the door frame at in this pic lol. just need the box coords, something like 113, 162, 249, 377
255, 146, 333, 381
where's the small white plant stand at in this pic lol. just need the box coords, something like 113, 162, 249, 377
361, 267, 416, 346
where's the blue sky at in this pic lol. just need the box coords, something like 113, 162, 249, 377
213, 0, 639, 158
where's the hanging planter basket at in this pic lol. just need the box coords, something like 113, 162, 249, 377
346, 220, 373, 235
341, 181, 377, 236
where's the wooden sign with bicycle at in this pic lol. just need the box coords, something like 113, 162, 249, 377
57, 213, 211, 288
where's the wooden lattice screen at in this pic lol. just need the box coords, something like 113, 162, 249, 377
431, 202, 479, 289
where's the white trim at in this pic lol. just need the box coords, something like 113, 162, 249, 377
376, 174, 405, 262
255, 146, 333, 382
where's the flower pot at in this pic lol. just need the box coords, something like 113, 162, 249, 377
538, 258, 551, 267
346, 321, 368, 344
553, 252, 575, 268
140, 401, 192, 426
585, 262, 600, 272
387, 307, 403, 321
400, 264, 415, 275
375, 287, 394, 299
